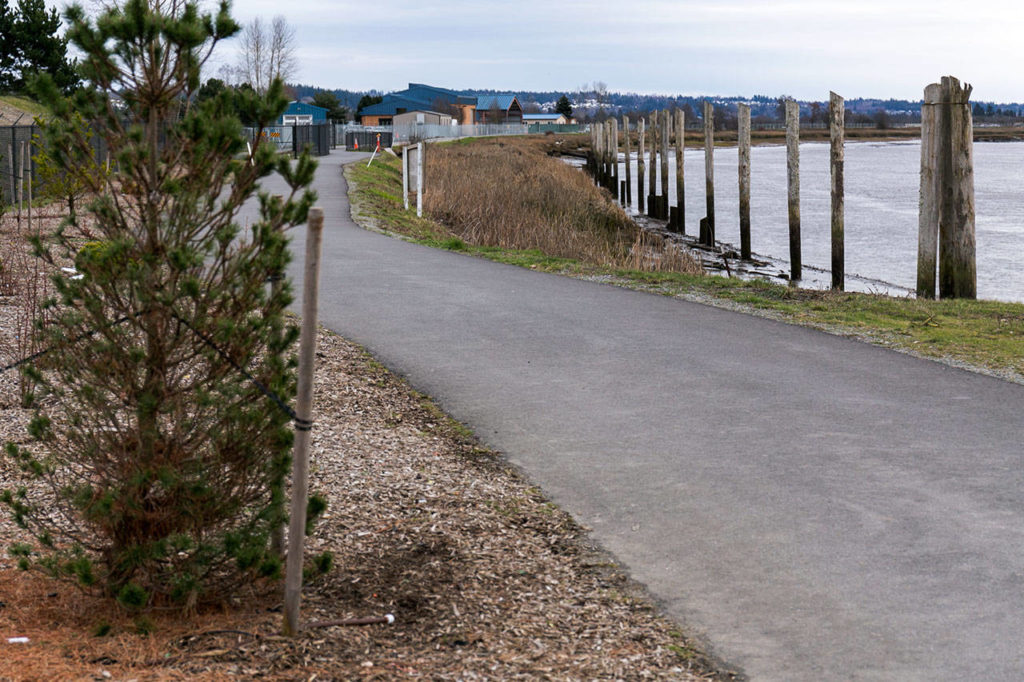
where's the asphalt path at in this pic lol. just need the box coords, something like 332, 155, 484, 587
247, 149, 1024, 681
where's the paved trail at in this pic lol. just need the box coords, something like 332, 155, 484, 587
252, 150, 1024, 680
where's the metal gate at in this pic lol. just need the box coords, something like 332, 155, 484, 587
293, 124, 331, 158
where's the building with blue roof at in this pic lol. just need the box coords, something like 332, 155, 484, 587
359, 83, 522, 126
278, 101, 328, 126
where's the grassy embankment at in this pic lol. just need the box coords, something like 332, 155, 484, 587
346, 135, 1024, 379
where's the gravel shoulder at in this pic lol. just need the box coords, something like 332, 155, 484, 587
0, 210, 730, 679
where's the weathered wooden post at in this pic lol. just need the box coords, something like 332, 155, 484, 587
702, 101, 715, 246
660, 110, 670, 220
737, 103, 751, 259
416, 141, 424, 218
648, 110, 658, 216
938, 76, 976, 299
283, 206, 325, 637
785, 99, 801, 280
623, 115, 632, 206
402, 145, 410, 210
674, 109, 685, 233
611, 117, 620, 200
917, 83, 941, 299
638, 118, 646, 214
830, 92, 845, 290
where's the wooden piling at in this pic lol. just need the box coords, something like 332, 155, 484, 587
660, 110, 670, 220
623, 115, 632, 206
829, 92, 845, 290
785, 99, 801, 280
703, 101, 715, 246
737, 103, 751, 259
938, 76, 976, 299
917, 83, 941, 299
648, 110, 658, 216
611, 118, 620, 200
674, 109, 685, 234
638, 118, 646, 214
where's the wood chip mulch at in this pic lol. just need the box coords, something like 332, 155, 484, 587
0, 210, 735, 680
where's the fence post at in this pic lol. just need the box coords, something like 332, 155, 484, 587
702, 101, 715, 246
623, 115, 632, 206
638, 118, 646, 214
283, 206, 324, 638
416, 141, 424, 218
674, 109, 685, 234
648, 110, 657, 216
785, 99, 801, 280
402, 144, 410, 211
830, 92, 845, 290
917, 82, 941, 299
738, 103, 751, 259
938, 76, 976, 299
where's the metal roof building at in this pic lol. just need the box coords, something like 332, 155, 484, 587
359, 83, 521, 126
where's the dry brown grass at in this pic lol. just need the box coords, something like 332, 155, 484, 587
423, 137, 701, 275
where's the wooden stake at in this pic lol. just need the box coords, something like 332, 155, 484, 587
675, 109, 685, 234
785, 99, 801, 280
638, 118, 646, 214
623, 115, 632, 206
283, 207, 325, 637
703, 101, 715, 246
938, 76, 976, 299
737, 103, 751, 259
829, 92, 845, 290
917, 83, 941, 299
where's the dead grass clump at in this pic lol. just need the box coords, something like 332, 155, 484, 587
425, 137, 638, 265
625, 230, 704, 275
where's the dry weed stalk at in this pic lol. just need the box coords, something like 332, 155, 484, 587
423, 138, 703, 275
625, 231, 703, 275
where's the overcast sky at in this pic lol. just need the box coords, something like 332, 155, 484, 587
172, 0, 1024, 102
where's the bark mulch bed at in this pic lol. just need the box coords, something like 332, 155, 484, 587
0, 209, 734, 680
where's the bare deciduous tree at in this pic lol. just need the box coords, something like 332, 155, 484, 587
237, 15, 297, 93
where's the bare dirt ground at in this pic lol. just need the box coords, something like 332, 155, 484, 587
0, 208, 731, 679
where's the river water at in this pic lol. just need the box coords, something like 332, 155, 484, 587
612, 140, 1024, 302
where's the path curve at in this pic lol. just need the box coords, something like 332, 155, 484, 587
249, 150, 1024, 681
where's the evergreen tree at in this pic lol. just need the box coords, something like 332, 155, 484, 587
311, 90, 347, 123
3, 0, 317, 609
6, 0, 79, 94
555, 94, 573, 118
0, 0, 19, 91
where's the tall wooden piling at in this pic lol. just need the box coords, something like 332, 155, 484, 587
702, 101, 715, 246
638, 118, 646, 214
737, 103, 751, 259
648, 110, 658, 216
938, 76, 976, 299
917, 83, 941, 299
785, 99, 801, 280
829, 92, 845, 290
611, 117, 620, 200
660, 110, 670, 220
623, 115, 632, 205
675, 109, 685, 233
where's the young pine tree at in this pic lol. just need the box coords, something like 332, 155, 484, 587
2, 0, 316, 610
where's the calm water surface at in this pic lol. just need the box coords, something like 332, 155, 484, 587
616, 140, 1024, 302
